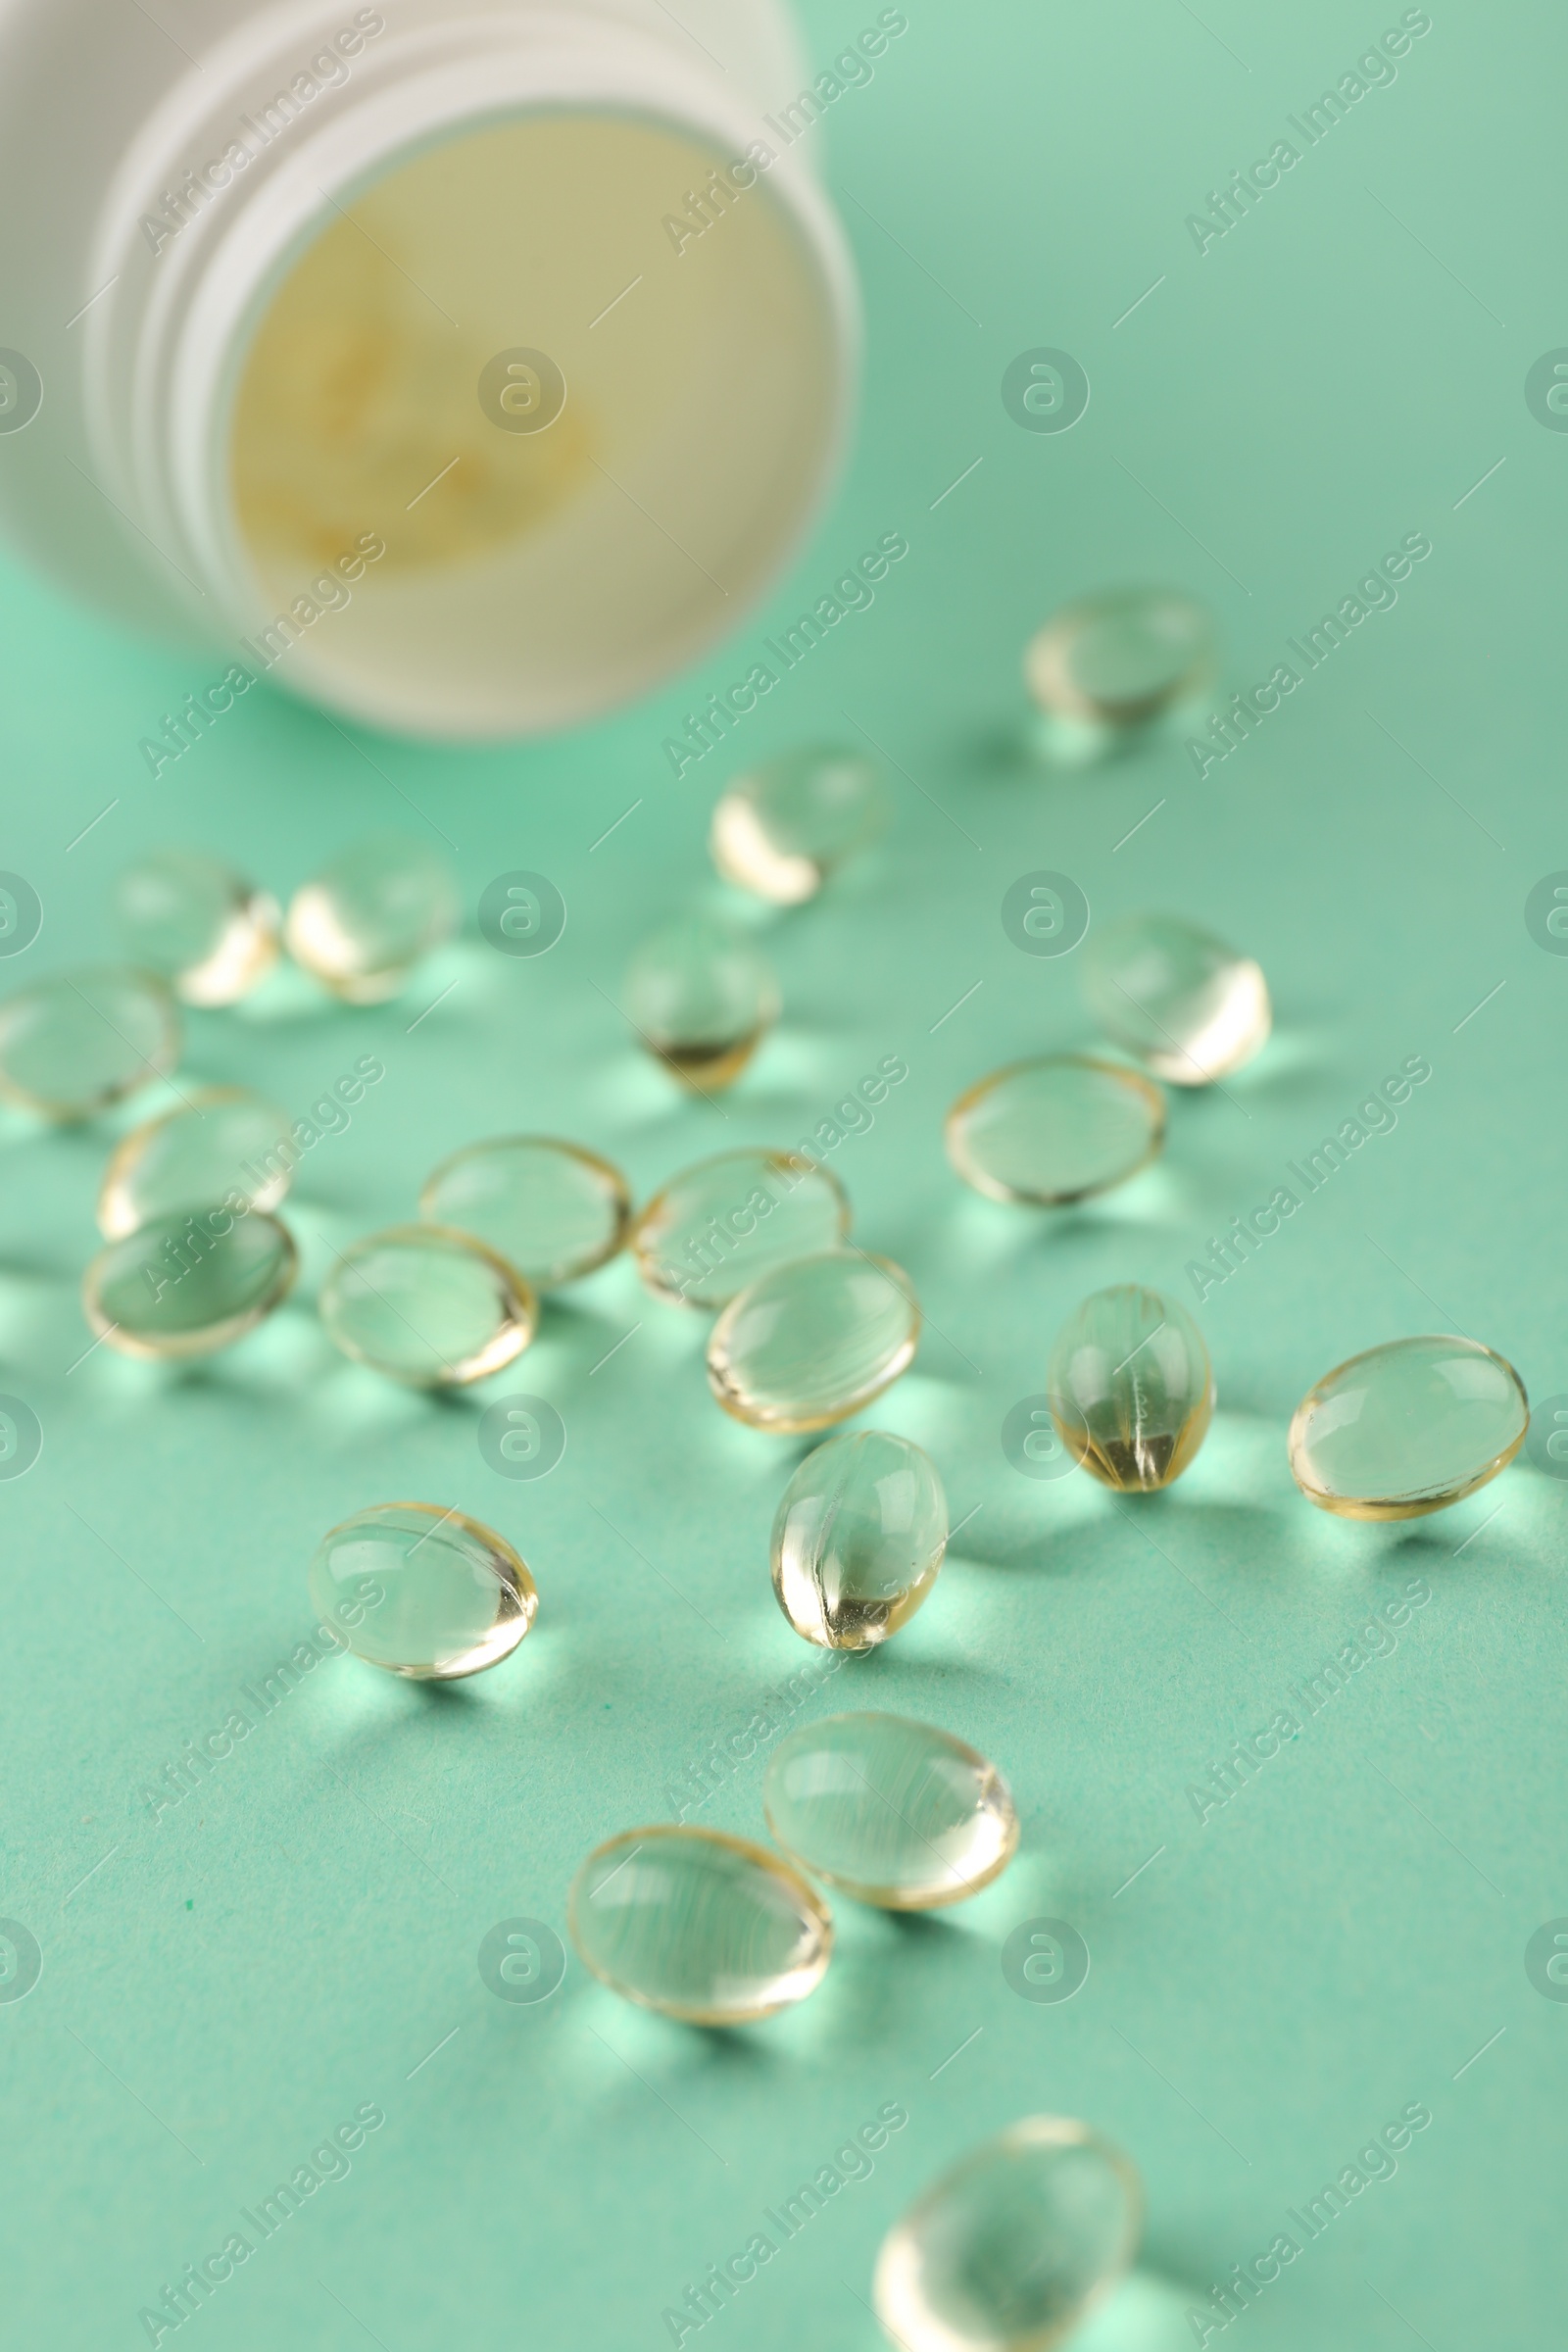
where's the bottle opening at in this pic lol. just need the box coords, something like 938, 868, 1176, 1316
227, 110, 841, 738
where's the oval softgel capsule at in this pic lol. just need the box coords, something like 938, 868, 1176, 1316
771, 1430, 946, 1649
1289, 1335, 1528, 1520
710, 745, 889, 904
623, 918, 780, 1093
1080, 911, 1270, 1086
1047, 1283, 1214, 1492
318, 1224, 537, 1387
420, 1135, 629, 1291
632, 1149, 849, 1309
568, 1826, 832, 2025
763, 1712, 1016, 1909
874, 2116, 1142, 2352
83, 1207, 297, 1359
0, 965, 179, 1121
97, 1088, 294, 1238
114, 847, 279, 1005
1026, 587, 1216, 728
708, 1250, 919, 1432
286, 837, 460, 1004
946, 1056, 1164, 1207
309, 1501, 537, 1681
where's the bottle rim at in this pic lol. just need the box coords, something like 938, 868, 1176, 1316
76, 7, 858, 736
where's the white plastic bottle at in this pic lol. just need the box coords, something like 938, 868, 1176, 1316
0, 0, 859, 738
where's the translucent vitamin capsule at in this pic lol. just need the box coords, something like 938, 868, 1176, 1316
97, 1087, 294, 1238
946, 1056, 1164, 1207
623, 917, 779, 1090
631, 1148, 849, 1309
1048, 1284, 1213, 1493
708, 1250, 918, 1433
285, 835, 461, 1004
1026, 587, 1216, 728
874, 2116, 1142, 2352
1289, 1335, 1529, 1521
419, 1136, 629, 1291
1081, 911, 1269, 1085
710, 745, 891, 904
318, 1224, 537, 1387
763, 1712, 1016, 1907
308, 1500, 537, 1680
772, 1431, 947, 1649
83, 1206, 297, 1359
113, 847, 280, 1005
568, 1825, 831, 2025
0, 965, 180, 1121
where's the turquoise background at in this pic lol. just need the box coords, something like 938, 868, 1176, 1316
1, 0, 1562, 2341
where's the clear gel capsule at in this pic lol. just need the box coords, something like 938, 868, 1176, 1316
874, 2116, 1142, 2352
0, 965, 180, 1121
568, 1826, 831, 2025
1025, 587, 1216, 727
318, 1224, 537, 1387
1081, 911, 1270, 1085
113, 847, 280, 1005
1288, 1335, 1529, 1520
763, 1712, 1016, 1908
708, 1250, 919, 1433
946, 1056, 1164, 1206
285, 835, 461, 1004
631, 1149, 850, 1309
82, 1207, 297, 1359
623, 917, 779, 1090
308, 1500, 536, 1680
419, 1136, 630, 1291
710, 745, 890, 904
97, 1087, 294, 1238
1048, 1284, 1213, 1493
771, 1430, 946, 1650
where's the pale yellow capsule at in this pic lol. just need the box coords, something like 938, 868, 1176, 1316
114, 848, 280, 1005
763, 1713, 1017, 1908
1048, 1284, 1213, 1492
630, 1149, 849, 1309
318, 1225, 537, 1387
1025, 587, 1216, 724
771, 1431, 946, 1650
623, 918, 779, 1091
875, 2116, 1143, 2352
309, 1501, 537, 1681
97, 1088, 294, 1238
947, 1056, 1165, 1207
568, 1826, 832, 2025
419, 1136, 630, 1291
1289, 1335, 1528, 1520
285, 837, 460, 1004
83, 1208, 297, 1359
0, 966, 179, 1121
708, 1250, 918, 1432
1081, 911, 1270, 1085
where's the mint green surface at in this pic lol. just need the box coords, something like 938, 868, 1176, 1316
0, 3, 1562, 2343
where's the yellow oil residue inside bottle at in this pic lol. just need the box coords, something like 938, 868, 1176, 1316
223, 111, 838, 734
230, 123, 610, 577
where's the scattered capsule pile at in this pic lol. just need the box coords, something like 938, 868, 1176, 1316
1, 596, 1533, 2351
